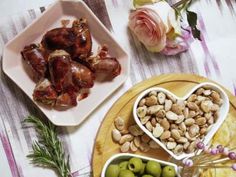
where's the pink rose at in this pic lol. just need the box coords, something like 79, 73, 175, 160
128, 1, 189, 55
128, 7, 166, 52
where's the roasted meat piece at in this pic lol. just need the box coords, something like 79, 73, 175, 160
86, 45, 121, 77
33, 79, 57, 106
21, 44, 47, 81
71, 18, 92, 59
56, 91, 77, 107
71, 61, 95, 88
41, 28, 75, 51
41, 18, 92, 60
48, 50, 74, 92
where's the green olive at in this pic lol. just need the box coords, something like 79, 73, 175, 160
128, 157, 143, 173
162, 165, 176, 177
119, 169, 135, 177
139, 163, 146, 175
105, 164, 120, 177
146, 161, 162, 177
119, 161, 129, 170
142, 175, 153, 177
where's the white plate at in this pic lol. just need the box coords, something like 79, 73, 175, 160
2, 0, 129, 126
101, 153, 181, 177
133, 82, 229, 160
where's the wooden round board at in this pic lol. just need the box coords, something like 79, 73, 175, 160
92, 74, 236, 177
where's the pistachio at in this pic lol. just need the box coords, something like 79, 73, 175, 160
145, 121, 153, 132
166, 111, 178, 121
177, 137, 188, 144
112, 129, 121, 142
130, 141, 138, 152
187, 102, 199, 111
153, 124, 164, 138
120, 142, 130, 152
187, 94, 197, 102
149, 140, 160, 149
147, 105, 164, 115
196, 117, 207, 126
170, 124, 178, 130
151, 117, 157, 127
158, 92, 166, 104
149, 90, 157, 96
211, 104, 220, 111
140, 115, 151, 125
119, 134, 134, 144
128, 125, 143, 136
179, 122, 187, 132
141, 134, 151, 143
171, 104, 183, 115
165, 100, 172, 111
166, 142, 177, 150
201, 100, 213, 113
145, 95, 158, 106
183, 107, 189, 118
171, 129, 181, 140
183, 142, 190, 150
120, 129, 129, 135
200, 127, 207, 135
166, 94, 177, 103
177, 100, 185, 110
211, 91, 221, 103
197, 96, 206, 102
214, 111, 219, 119
207, 116, 214, 125
139, 142, 150, 152
114, 117, 125, 131
160, 118, 170, 130
187, 141, 197, 153
168, 137, 175, 142
203, 90, 212, 96
189, 111, 196, 118
185, 132, 197, 141
160, 131, 171, 140
133, 136, 141, 147
196, 88, 205, 95
184, 118, 195, 126
137, 106, 147, 118
189, 124, 200, 137
175, 115, 185, 124
174, 144, 184, 154
156, 110, 166, 118
139, 98, 146, 107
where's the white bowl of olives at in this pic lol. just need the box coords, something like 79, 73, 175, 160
101, 153, 180, 177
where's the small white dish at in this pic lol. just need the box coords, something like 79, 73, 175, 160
2, 0, 129, 126
133, 82, 229, 160
101, 153, 180, 177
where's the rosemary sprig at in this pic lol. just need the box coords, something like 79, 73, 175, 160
24, 115, 71, 177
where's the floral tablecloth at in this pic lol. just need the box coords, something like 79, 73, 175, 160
0, 0, 236, 176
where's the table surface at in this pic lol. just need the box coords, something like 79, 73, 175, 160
0, 0, 236, 177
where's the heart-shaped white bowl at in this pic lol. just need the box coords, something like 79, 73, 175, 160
101, 153, 180, 177
133, 82, 229, 160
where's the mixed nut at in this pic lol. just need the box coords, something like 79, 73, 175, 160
135, 87, 223, 155
112, 117, 160, 153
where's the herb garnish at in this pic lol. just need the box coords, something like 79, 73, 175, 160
24, 115, 71, 177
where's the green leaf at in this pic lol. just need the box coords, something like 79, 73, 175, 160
23, 115, 71, 177
192, 27, 201, 40
186, 10, 201, 40
186, 10, 197, 27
